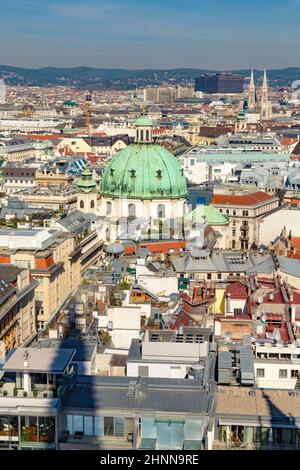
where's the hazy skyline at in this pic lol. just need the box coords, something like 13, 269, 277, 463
0, 0, 299, 69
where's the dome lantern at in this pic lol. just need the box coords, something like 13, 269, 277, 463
134, 115, 154, 144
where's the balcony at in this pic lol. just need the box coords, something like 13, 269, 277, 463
59, 434, 134, 450
0, 372, 68, 399
240, 234, 249, 241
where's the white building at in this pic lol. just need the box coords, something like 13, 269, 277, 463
260, 208, 300, 246
126, 329, 209, 379
137, 273, 178, 300
254, 343, 300, 389
98, 305, 143, 350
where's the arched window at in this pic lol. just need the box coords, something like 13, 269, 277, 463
106, 201, 112, 215
128, 203, 136, 218
80, 200, 84, 209
146, 129, 150, 141
158, 204, 165, 219
140, 130, 144, 142
232, 240, 236, 250
90, 200, 95, 209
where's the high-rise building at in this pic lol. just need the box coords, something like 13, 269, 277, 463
144, 87, 175, 105
143, 87, 158, 104
175, 86, 195, 99
195, 73, 244, 94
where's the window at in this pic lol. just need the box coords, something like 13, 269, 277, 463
190, 159, 195, 166
114, 418, 124, 437
84, 416, 93, 435
207, 273, 212, 280
90, 200, 95, 209
279, 369, 287, 379
232, 230, 236, 237
291, 370, 299, 378
138, 366, 149, 377
218, 273, 222, 280
234, 308, 242, 316
157, 204, 165, 219
257, 368, 265, 378
104, 417, 114, 436
128, 203, 136, 218
106, 201, 112, 215
80, 200, 84, 209
233, 210, 236, 216
242, 211, 249, 216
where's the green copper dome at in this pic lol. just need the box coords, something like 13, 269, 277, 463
134, 116, 153, 127
100, 143, 187, 200
77, 168, 97, 193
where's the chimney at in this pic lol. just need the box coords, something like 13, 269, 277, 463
23, 350, 29, 368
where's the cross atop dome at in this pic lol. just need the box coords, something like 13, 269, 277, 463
134, 115, 154, 144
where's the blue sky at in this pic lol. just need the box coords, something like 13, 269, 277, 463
0, 0, 298, 69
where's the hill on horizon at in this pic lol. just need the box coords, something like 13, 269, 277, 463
0, 65, 300, 88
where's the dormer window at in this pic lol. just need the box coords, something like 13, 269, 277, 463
130, 169, 136, 178
110, 168, 115, 176
156, 170, 162, 179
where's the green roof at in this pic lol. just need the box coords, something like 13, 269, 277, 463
134, 116, 153, 127
77, 168, 97, 193
185, 205, 229, 226
100, 143, 187, 200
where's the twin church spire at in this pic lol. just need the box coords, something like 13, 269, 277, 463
247, 68, 272, 121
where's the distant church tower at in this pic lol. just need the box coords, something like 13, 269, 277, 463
260, 69, 272, 121
248, 69, 256, 111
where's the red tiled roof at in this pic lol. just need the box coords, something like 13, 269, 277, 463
226, 281, 248, 299
170, 308, 199, 330
212, 191, 274, 207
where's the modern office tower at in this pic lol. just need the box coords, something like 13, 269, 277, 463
195, 73, 244, 94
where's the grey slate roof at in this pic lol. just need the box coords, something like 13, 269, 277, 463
58, 210, 98, 233
3, 347, 75, 373
62, 375, 212, 415
171, 251, 276, 274
279, 257, 300, 277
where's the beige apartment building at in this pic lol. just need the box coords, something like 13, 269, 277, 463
0, 265, 37, 357
212, 191, 279, 250
0, 230, 81, 330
